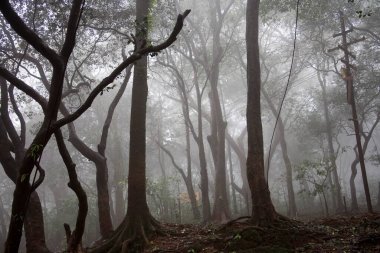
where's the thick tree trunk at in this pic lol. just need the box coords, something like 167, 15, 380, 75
126, 0, 151, 235
246, 0, 277, 224
89, 2, 160, 251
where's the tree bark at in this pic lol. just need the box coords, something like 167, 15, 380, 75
246, 0, 278, 224
1, 80, 50, 253
207, 0, 230, 222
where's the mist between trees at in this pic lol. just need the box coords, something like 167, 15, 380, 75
0, 0, 379, 252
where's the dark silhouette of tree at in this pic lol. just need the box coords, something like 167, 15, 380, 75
0, 0, 190, 251
246, 0, 278, 224
88, 3, 191, 252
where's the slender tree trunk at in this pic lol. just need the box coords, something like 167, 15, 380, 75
184, 111, 201, 220
262, 89, 297, 217
228, 143, 238, 215
350, 159, 360, 212
95, 159, 113, 238
194, 77, 211, 222
318, 70, 344, 212
207, 0, 230, 222
246, 0, 277, 224
279, 135, 297, 217
112, 135, 126, 226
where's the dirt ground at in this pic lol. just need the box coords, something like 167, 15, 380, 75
144, 213, 380, 252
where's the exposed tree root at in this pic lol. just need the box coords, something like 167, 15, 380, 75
218, 216, 252, 231
89, 213, 163, 253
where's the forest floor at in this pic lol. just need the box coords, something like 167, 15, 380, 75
144, 213, 380, 253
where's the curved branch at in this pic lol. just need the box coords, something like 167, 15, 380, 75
0, 79, 21, 147
98, 65, 132, 155
53, 9, 191, 130
157, 142, 187, 180
0, 68, 48, 111
8, 85, 26, 147
0, 0, 61, 66
54, 129, 88, 251
60, 0, 85, 60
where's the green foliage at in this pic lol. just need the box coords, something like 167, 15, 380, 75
295, 159, 330, 196
20, 173, 29, 183
28, 143, 44, 160
233, 233, 242, 240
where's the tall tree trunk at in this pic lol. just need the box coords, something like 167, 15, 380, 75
125, 0, 154, 243
195, 82, 212, 223
184, 110, 201, 220
89, 2, 162, 251
317, 70, 344, 212
207, 0, 230, 222
178, 26, 212, 222
246, 0, 277, 224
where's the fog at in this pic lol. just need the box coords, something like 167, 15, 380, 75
0, 0, 379, 252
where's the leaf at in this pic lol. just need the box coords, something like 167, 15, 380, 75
21, 174, 28, 183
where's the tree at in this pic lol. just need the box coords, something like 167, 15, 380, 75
89, 4, 191, 252
0, 0, 189, 251
246, 0, 278, 224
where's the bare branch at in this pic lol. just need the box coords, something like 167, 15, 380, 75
0, 69, 47, 111
61, 0, 85, 60
53, 10, 191, 130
